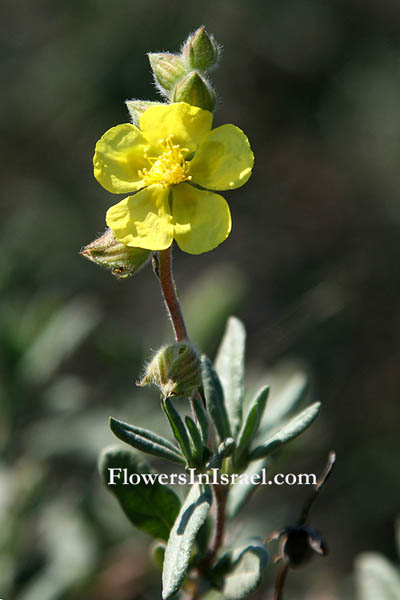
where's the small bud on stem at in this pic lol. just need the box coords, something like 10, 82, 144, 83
81, 229, 151, 279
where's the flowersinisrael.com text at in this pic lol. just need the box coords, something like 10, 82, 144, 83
107, 468, 317, 487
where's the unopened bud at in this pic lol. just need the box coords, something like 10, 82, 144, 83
81, 229, 151, 279
182, 27, 220, 72
173, 71, 216, 111
148, 53, 187, 93
125, 99, 164, 126
139, 342, 201, 398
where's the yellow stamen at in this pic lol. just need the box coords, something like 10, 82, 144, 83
139, 136, 192, 187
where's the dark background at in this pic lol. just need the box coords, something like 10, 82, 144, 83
2, 0, 400, 598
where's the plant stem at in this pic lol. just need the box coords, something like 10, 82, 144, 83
210, 483, 228, 559
158, 246, 188, 342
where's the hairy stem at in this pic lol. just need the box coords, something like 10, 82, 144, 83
158, 247, 188, 342
210, 483, 228, 559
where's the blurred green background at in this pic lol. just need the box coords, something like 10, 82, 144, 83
2, 0, 400, 598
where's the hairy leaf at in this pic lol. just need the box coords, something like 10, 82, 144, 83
249, 402, 321, 461
162, 483, 212, 599
201, 355, 231, 441
110, 417, 185, 464
215, 317, 246, 437
99, 446, 181, 541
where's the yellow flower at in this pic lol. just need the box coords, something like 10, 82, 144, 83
94, 102, 254, 254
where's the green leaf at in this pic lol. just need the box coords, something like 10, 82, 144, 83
215, 317, 246, 438
219, 542, 269, 600
235, 385, 269, 466
226, 458, 267, 519
355, 552, 400, 600
185, 416, 205, 466
162, 397, 193, 465
99, 446, 181, 541
201, 355, 231, 441
193, 394, 209, 446
110, 417, 185, 465
162, 483, 212, 599
207, 437, 236, 470
249, 402, 321, 461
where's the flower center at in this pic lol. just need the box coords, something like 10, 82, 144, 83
139, 136, 192, 187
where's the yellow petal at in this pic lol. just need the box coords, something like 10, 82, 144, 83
94, 123, 149, 194
189, 124, 254, 190
140, 102, 212, 154
106, 184, 174, 250
172, 183, 231, 255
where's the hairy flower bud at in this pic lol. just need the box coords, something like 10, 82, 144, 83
125, 99, 164, 126
139, 342, 201, 398
173, 71, 216, 111
182, 27, 220, 71
81, 229, 151, 279
148, 53, 187, 93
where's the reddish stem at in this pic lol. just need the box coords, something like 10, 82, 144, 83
158, 247, 188, 342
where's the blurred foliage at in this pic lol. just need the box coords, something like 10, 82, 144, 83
2, 0, 400, 598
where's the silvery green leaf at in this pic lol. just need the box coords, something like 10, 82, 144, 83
226, 458, 267, 519
185, 415, 206, 466
110, 417, 185, 465
235, 385, 269, 466
355, 552, 400, 600
220, 542, 269, 600
99, 446, 181, 541
193, 393, 209, 446
215, 317, 246, 438
162, 397, 193, 465
162, 483, 212, 599
201, 355, 231, 441
249, 402, 321, 461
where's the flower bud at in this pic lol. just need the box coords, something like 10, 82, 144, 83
148, 53, 187, 93
81, 229, 151, 279
139, 342, 201, 398
182, 27, 220, 71
173, 71, 216, 111
280, 526, 327, 568
125, 99, 164, 126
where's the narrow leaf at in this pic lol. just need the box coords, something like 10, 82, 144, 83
162, 397, 193, 464
162, 483, 212, 599
185, 416, 205, 466
215, 316, 246, 437
235, 385, 269, 464
249, 402, 321, 461
201, 355, 231, 441
193, 394, 209, 446
99, 446, 181, 541
110, 417, 185, 465
221, 542, 269, 600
